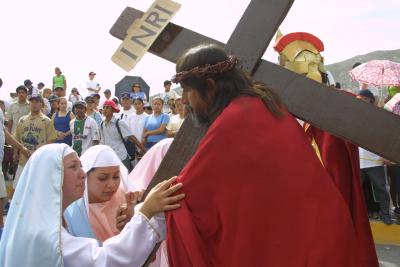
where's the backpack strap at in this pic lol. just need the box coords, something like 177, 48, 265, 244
115, 119, 125, 144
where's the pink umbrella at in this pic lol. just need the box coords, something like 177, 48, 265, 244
349, 60, 400, 87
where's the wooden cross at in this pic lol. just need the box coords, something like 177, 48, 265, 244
111, 1, 400, 265
111, 0, 400, 176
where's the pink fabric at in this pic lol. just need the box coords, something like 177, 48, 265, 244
88, 187, 126, 242
384, 92, 400, 111
128, 138, 173, 267
127, 138, 173, 191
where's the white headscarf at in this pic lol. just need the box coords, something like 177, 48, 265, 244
0, 144, 76, 267
80, 145, 128, 189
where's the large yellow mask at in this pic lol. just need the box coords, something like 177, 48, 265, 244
274, 32, 327, 83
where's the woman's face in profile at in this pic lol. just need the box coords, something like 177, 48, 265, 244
63, 153, 85, 206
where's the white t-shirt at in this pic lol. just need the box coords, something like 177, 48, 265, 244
86, 80, 100, 96
166, 114, 184, 133
359, 147, 383, 169
161, 91, 178, 113
117, 107, 136, 121
127, 112, 149, 142
99, 117, 133, 160
70, 116, 100, 155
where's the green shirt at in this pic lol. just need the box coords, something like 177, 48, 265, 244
388, 86, 400, 97
53, 75, 66, 88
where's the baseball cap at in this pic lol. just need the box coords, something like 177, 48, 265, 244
53, 86, 64, 91
24, 79, 33, 87
103, 100, 120, 113
28, 93, 43, 103
48, 95, 59, 102
104, 89, 111, 94
90, 93, 100, 99
84, 96, 95, 103
121, 92, 131, 99
73, 100, 87, 109
89, 71, 96, 76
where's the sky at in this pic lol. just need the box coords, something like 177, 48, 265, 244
0, 0, 399, 100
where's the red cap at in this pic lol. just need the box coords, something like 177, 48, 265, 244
103, 100, 120, 113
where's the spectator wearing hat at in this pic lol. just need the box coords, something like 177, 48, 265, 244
86, 71, 100, 96
85, 96, 102, 128
52, 67, 67, 91
48, 95, 60, 119
118, 92, 135, 121
24, 79, 39, 96
53, 86, 65, 98
161, 80, 178, 113
130, 83, 147, 103
99, 100, 146, 171
70, 101, 99, 156
142, 97, 169, 149
13, 93, 57, 190
7, 86, 30, 134
68, 88, 83, 104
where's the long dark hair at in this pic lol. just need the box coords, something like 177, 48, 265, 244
176, 44, 283, 123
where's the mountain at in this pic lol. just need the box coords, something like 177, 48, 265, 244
326, 49, 400, 91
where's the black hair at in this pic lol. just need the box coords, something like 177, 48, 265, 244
16, 85, 28, 93
133, 98, 144, 104
352, 62, 362, 69
321, 72, 328, 85
176, 44, 283, 124
152, 97, 164, 105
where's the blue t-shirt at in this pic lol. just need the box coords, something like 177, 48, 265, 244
144, 113, 170, 143
130, 92, 147, 102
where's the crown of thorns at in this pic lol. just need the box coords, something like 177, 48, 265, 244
171, 56, 239, 83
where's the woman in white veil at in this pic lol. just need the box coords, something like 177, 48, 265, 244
64, 145, 134, 243
0, 143, 184, 267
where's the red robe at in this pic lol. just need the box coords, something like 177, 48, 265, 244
166, 96, 370, 267
305, 124, 378, 267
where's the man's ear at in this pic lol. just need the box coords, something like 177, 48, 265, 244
205, 78, 217, 100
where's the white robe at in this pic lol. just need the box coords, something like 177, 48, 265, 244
63, 212, 166, 267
